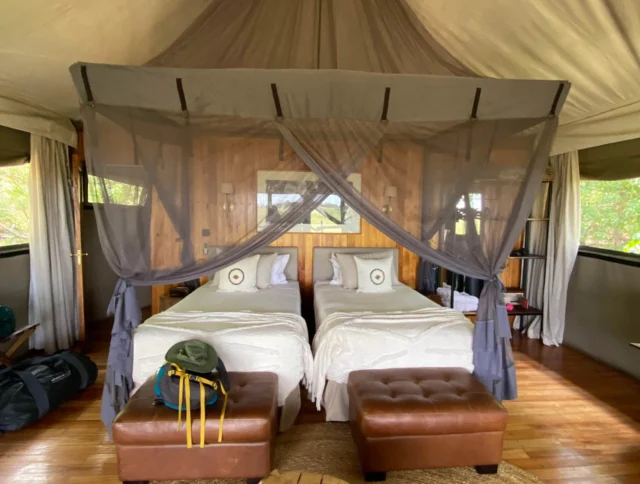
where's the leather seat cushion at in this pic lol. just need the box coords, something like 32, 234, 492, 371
113, 371, 278, 445
348, 368, 508, 438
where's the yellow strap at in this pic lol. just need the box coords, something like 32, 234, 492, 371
177, 372, 184, 430
185, 375, 192, 448
218, 379, 228, 443
199, 381, 206, 448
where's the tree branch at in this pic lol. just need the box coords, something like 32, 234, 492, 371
0, 222, 28, 240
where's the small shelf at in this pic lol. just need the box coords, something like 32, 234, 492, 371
463, 305, 543, 317
508, 254, 546, 260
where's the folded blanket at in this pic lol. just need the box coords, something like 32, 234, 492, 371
437, 284, 479, 312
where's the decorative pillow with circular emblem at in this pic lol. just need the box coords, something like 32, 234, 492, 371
353, 255, 394, 293
217, 254, 261, 292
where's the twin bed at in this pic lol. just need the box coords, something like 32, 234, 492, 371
132, 247, 474, 426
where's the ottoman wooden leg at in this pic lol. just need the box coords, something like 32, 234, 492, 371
123, 481, 149, 484
364, 471, 387, 482
247, 478, 262, 484
475, 465, 499, 474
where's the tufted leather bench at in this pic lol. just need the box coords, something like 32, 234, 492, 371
348, 368, 508, 481
113, 372, 278, 484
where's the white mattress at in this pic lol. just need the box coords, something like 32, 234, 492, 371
171, 281, 301, 314
313, 281, 441, 329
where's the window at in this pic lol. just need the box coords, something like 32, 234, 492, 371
580, 177, 640, 254
0, 164, 29, 249
455, 193, 482, 235
84, 172, 148, 207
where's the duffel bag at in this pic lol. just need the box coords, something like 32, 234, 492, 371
0, 350, 98, 431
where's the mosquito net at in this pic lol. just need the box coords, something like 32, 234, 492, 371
70, 64, 567, 429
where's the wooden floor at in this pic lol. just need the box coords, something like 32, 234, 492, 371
1, 321, 639, 484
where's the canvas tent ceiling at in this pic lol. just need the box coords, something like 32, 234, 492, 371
1, 0, 640, 154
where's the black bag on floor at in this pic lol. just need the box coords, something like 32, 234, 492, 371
0, 350, 98, 431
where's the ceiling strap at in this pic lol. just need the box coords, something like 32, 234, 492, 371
176, 78, 189, 120
271, 83, 284, 119
471, 88, 482, 120
381, 87, 391, 122
80, 65, 95, 107
549, 82, 565, 117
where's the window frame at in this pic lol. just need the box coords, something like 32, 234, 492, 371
578, 245, 640, 267
81, 163, 148, 209
0, 243, 29, 258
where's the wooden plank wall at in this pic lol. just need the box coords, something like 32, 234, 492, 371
150, 137, 424, 314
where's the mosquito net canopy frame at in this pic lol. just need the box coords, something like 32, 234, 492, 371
70, 63, 569, 430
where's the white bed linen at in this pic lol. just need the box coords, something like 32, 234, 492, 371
311, 282, 474, 415
133, 282, 310, 408
314, 281, 441, 328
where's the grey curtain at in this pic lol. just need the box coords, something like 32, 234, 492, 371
277, 117, 557, 400
76, 69, 564, 429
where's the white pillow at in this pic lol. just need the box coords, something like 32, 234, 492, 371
354, 255, 394, 293
271, 254, 290, 285
329, 253, 342, 285
256, 253, 277, 289
218, 254, 260, 292
335, 250, 400, 289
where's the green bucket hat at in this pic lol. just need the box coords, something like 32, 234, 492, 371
165, 339, 218, 374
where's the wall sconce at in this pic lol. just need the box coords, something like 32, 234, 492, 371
382, 186, 397, 214
221, 182, 235, 212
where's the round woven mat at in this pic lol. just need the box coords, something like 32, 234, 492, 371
155, 423, 542, 484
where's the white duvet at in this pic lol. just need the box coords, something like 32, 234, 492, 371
132, 310, 312, 406
310, 306, 474, 409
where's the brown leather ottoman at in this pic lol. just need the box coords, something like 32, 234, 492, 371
348, 368, 508, 482
113, 371, 278, 484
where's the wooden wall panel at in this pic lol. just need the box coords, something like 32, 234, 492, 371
150, 137, 424, 314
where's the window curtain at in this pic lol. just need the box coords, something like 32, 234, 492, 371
28, 135, 77, 352
541, 152, 580, 346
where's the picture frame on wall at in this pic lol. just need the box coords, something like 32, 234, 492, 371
257, 170, 362, 233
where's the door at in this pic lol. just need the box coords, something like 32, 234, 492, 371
70, 133, 86, 342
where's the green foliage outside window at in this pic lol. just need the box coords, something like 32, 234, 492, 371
580, 177, 640, 254
0, 164, 29, 247
87, 174, 147, 206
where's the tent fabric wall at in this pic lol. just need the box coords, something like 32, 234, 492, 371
0, 97, 77, 147
2, 0, 640, 157
150, 0, 472, 76
407, 0, 640, 155
0, 125, 30, 167
579, 137, 640, 180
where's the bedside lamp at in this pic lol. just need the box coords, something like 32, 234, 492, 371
221, 182, 235, 212
383, 186, 397, 214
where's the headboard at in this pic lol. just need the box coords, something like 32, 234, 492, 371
313, 247, 399, 283
207, 247, 298, 281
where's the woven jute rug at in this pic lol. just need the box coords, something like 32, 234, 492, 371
155, 423, 542, 484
